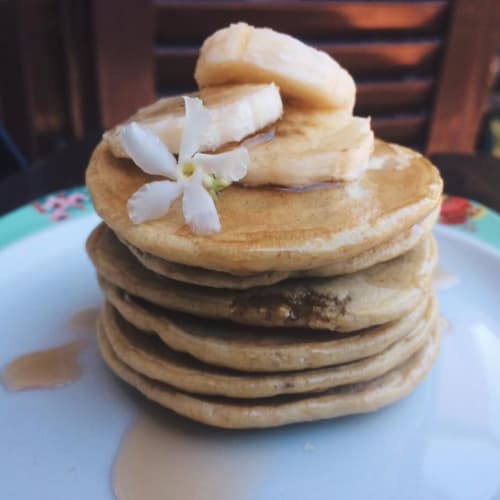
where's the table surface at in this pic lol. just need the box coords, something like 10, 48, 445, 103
1, 135, 499, 216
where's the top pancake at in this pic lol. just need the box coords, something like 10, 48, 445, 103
86, 139, 442, 274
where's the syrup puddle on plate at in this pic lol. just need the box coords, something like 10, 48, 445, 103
2, 339, 88, 391
113, 408, 266, 500
69, 307, 100, 332
433, 267, 460, 290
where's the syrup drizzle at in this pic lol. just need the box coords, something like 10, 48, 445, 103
69, 307, 100, 332
2, 339, 88, 392
112, 409, 266, 500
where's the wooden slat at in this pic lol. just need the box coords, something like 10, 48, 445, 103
373, 115, 427, 146
156, 47, 198, 89
155, 40, 441, 89
59, 0, 100, 139
323, 41, 441, 77
24, 0, 71, 156
356, 79, 434, 115
93, 0, 155, 129
155, 1, 449, 43
0, 1, 36, 161
0, 0, 71, 160
427, 0, 500, 153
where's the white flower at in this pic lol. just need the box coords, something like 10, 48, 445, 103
120, 97, 249, 235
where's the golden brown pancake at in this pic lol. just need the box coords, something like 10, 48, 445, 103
101, 278, 434, 373
97, 318, 440, 428
86, 140, 442, 274
118, 207, 439, 289
87, 225, 437, 332
101, 299, 434, 398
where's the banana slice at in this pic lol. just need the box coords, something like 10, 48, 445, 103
241, 107, 374, 186
104, 83, 283, 158
195, 22, 355, 111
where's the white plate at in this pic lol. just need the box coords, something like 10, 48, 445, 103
1, 213, 500, 500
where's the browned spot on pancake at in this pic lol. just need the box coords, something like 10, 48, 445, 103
231, 288, 350, 323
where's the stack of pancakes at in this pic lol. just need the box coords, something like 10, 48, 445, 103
86, 136, 443, 429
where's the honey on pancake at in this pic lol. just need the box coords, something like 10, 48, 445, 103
2, 340, 87, 391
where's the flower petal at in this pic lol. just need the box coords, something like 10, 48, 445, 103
193, 147, 249, 182
127, 180, 182, 224
179, 97, 211, 163
121, 122, 178, 179
182, 175, 221, 235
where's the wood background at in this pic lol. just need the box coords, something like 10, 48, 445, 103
1, 0, 499, 176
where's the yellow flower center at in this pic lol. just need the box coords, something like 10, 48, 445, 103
181, 162, 196, 178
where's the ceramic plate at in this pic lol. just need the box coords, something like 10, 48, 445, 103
1, 188, 500, 500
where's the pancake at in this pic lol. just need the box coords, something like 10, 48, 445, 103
97, 317, 440, 429
87, 225, 437, 332
101, 278, 434, 372
101, 298, 435, 398
118, 207, 439, 289
86, 139, 442, 275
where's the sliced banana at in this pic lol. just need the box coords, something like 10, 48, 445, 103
104, 83, 283, 158
241, 107, 374, 186
195, 22, 355, 111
